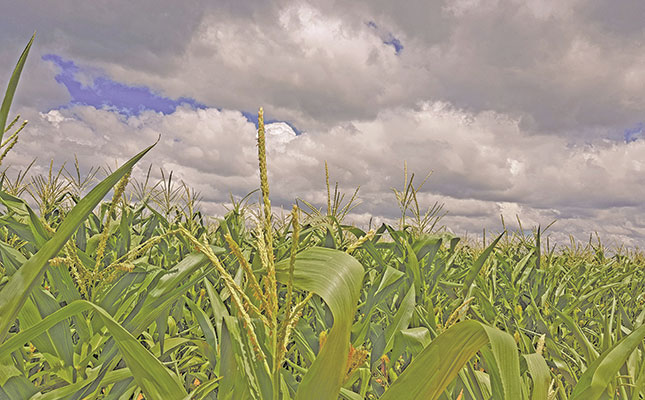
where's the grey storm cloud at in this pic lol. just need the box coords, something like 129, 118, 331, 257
3, 0, 645, 135
3, 0, 645, 247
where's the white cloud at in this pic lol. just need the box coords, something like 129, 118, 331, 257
3, 1, 645, 247
5, 101, 645, 247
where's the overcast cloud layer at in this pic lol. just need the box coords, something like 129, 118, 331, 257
2, 0, 645, 247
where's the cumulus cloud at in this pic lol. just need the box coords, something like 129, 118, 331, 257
4, 101, 645, 247
3, 0, 645, 247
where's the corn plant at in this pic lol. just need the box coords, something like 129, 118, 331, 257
1, 34, 645, 400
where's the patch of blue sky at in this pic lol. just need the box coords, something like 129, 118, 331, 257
42, 54, 204, 115
366, 21, 404, 54
383, 36, 403, 54
624, 122, 643, 142
43, 53, 302, 134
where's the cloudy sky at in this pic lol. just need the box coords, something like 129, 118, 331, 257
2, 0, 645, 247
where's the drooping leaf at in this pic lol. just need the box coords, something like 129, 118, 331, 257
380, 320, 522, 400
275, 247, 364, 400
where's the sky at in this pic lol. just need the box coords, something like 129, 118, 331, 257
2, 0, 645, 247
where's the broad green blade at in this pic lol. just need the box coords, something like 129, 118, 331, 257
125, 251, 212, 333
184, 296, 218, 368
462, 232, 504, 297
0, 300, 91, 358
0, 191, 50, 252
571, 323, 645, 400
17, 296, 58, 357
0, 300, 186, 399
0, 240, 27, 275
27, 368, 132, 400
30, 288, 74, 367
479, 324, 523, 399
0, 33, 34, 141
204, 277, 229, 339
411, 235, 442, 263
90, 301, 187, 399
381, 284, 416, 358
552, 306, 599, 363
74, 252, 214, 398
219, 315, 272, 400
0, 368, 37, 399
523, 353, 551, 400
219, 315, 247, 400
380, 320, 522, 400
351, 265, 405, 346
402, 240, 421, 294
275, 247, 364, 400
0, 141, 156, 342
390, 327, 431, 362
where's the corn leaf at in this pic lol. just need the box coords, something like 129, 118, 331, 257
0, 141, 156, 342
0, 299, 186, 399
380, 319, 522, 400
462, 232, 504, 297
275, 247, 364, 400
219, 315, 272, 400
381, 284, 416, 358
523, 353, 551, 400
0, 33, 34, 140
570, 323, 645, 400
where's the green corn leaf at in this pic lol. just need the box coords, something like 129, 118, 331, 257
0, 299, 186, 399
523, 353, 551, 400
0, 367, 38, 399
390, 327, 431, 362
380, 319, 522, 400
184, 295, 218, 368
411, 235, 442, 264
204, 277, 229, 339
570, 323, 645, 400
0, 33, 34, 140
30, 288, 74, 368
124, 250, 212, 333
352, 266, 405, 346
0, 141, 156, 342
462, 232, 504, 297
275, 247, 364, 400
0, 240, 26, 275
219, 314, 244, 400
402, 240, 422, 297
90, 301, 187, 399
219, 315, 272, 400
381, 284, 416, 359
551, 305, 599, 364
75, 252, 215, 398
29, 368, 133, 400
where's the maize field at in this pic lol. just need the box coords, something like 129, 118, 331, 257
1, 35, 645, 400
